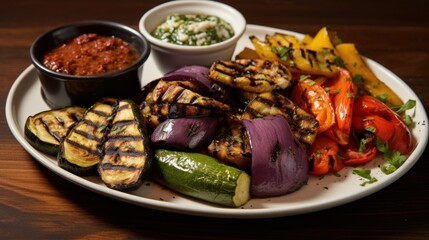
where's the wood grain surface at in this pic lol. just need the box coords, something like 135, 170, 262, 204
1, 0, 428, 239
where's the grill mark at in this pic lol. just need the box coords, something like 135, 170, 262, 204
104, 147, 147, 156
73, 129, 103, 142
65, 139, 102, 156
40, 118, 62, 142
80, 119, 106, 130
112, 120, 135, 128
90, 109, 111, 118
116, 104, 130, 112
170, 85, 187, 103
55, 116, 65, 127
248, 93, 318, 147
106, 135, 144, 141
99, 162, 141, 171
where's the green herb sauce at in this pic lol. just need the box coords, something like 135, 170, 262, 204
152, 14, 234, 46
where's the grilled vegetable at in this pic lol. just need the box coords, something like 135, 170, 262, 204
209, 59, 293, 93
147, 80, 230, 111
58, 98, 117, 175
151, 117, 218, 151
153, 149, 251, 207
336, 43, 403, 106
164, 65, 230, 102
141, 80, 230, 130
140, 102, 216, 130
243, 115, 308, 197
290, 78, 335, 133
305, 27, 340, 51
24, 106, 86, 155
207, 114, 252, 170
250, 34, 339, 77
98, 99, 152, 190
243, 91, 319, 148
308, 137, 343, 175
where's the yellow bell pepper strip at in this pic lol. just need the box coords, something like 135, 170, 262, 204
305, 27, 336, 51
335, 43, 403, 106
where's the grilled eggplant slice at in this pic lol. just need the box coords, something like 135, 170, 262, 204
209, 59, 293, 93
24, 106, 86, 155
243, 92, 319, 149
207, 114, 252, 170
58, 98, 117, 175
98, 99, 152, 190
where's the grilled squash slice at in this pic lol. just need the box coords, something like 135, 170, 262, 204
243, 92, 319, 148
141, 80, 230, 130
24, 106, 86, 155
209, 59, 293, 93
207, 114, 252, 170
98, 99, 152, 190
58, 98, 117, 175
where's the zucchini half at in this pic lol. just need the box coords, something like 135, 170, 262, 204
154, 149, 251, 207
98, 99, 153, 190
24, 106, 86, 155
58, 98, 117, 175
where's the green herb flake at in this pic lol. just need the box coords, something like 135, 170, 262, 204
272, 46, 291, 61
403, 114, 413, 126
234, 136, 243, 143
110, 125, 126, 135
393, 99, 416, 114
376, 93, 388, 103
352, 74, 364, 85
358, 138, 368, 152
365, 126, 376, 133
334, 56, 346, 68
376, 139, 408, 175
352, 169, 378, 186
307, 80, 316, 86
299, 75, 311, 81
324, 87, 331, 94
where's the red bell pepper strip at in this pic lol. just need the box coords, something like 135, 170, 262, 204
308, 137, 343, 175
353, 95, 413, 154
325, 68, 358, 145
291, 78, 335, 133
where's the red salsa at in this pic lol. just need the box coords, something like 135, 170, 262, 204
43, 33, 138, 76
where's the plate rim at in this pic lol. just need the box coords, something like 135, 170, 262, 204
5, 24, 429, 218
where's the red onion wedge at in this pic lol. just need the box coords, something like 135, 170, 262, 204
164, 65, 230, 101
151, 117, 218, 150
243, 115, 308, 198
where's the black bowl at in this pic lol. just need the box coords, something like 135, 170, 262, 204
30, 20, 151, 108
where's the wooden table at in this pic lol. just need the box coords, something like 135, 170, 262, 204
1, 0, 428, 239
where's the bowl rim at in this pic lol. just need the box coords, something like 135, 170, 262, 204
30, 20, 151, 81
138, 0, 246, 52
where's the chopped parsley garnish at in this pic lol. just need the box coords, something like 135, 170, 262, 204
376, 139, 407, 175
299, 75, 311, 81
352, 169, 378, 186
376, 93, 388, 103
334, 56, 346, 68
352, 74, 364, 86
392, 99, 416, 114
272, 46, 291, 61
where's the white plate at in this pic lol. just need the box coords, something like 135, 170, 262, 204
6, 24, 428, 218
